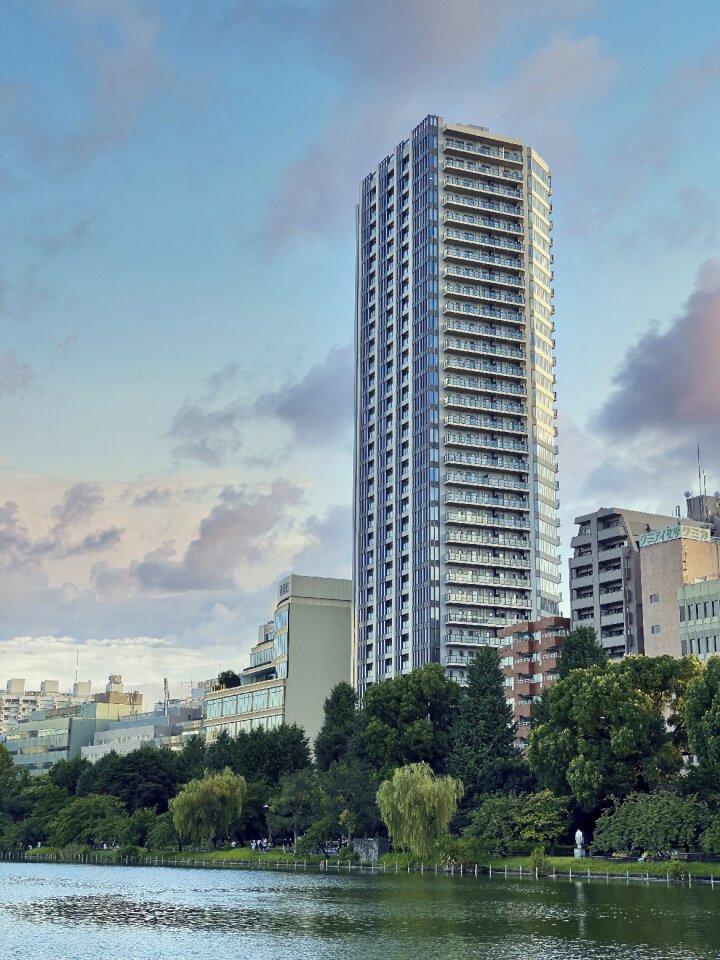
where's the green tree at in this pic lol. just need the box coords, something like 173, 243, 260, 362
0, 743, 29, 816
170, 768, 247, 849
362, 664, 461, 777
125, 808, 159, 847
464, 791, 569, 855
686, 657, 720, 767
205, 730, 236, 773
48, 755, 90, 796
49, 794, 129, 847
592, 792, 710, 856
448, 648, 516, 799
0, 777, 69, 850
558, 625, 606, 678
217, 670, 242, 689
314, 683, 358, 771
618, 655, 702, 751
376, 762, 463, 859
178, 735, 207, 782
215, 724, 311, 784
268, 768, 321, 845
318, 760, 382, 840
700, 817, 720, 853
528, 663, 682, 812
77, 746, 181, 813
146, 811, 181, 851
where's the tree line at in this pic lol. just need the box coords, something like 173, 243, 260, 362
2, 629, 720, 861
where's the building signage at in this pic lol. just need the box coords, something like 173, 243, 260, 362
639, 524, 711, 548
278, 579, 290, 598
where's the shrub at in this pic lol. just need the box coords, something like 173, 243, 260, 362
530, 846, 550, 876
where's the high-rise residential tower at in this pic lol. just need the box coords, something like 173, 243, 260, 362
353, 115, 560, 697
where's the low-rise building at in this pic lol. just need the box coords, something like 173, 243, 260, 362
498, 616, 570, 750
205, 575, 351, 745
678, 579, 720, 660
640, 523, 720, 657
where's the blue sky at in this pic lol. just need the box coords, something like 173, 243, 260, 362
2, 0, 720, 696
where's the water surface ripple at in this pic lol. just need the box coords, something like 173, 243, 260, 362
1, 862, 718, 960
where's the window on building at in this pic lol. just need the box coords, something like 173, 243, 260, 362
649, 594, 659, 603
650, 624, 661, 635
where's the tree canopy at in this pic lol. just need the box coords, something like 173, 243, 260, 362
528, 662, 682, 812
171, 768, 246, 849
217, 670, 242, 689
376, 762, 463, 859
592, 792, 710, 855
558, 625, 607, 678
314, 683, 358, 771
448, 647, 516, 799
686, 657, 720, 767
362, 664, 461, 777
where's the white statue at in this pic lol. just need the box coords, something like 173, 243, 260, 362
575, 829, 584, 848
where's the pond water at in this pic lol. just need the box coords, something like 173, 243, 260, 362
1, 861, 718, 960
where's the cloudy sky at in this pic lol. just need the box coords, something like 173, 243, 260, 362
2, 0, 719, 698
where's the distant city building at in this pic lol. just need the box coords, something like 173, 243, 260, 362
640, 523, 720, 658
4, 675, 143, 775
686, 492, 720, 537
205, 575, 351, 745
353, 114, 561, 699
678, 579, 720, 660
0, 678, 94, 737
569, 508, 678, 659
81, 704, 203, 762
497, 616, 569, 750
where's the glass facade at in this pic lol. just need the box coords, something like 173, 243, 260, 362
354, 116, 560, 695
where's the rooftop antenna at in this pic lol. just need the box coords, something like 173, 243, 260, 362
698, 444, 702, 499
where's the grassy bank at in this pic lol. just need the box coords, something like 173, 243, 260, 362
7, 848, 720, 881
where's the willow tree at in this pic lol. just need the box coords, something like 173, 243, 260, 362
170, 768, 246, 849
376, 762, 463, 859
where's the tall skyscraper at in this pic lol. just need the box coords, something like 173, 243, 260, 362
353, 115, 560, 696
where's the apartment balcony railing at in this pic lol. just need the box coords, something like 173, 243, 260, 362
444, 395, 525, 416
445, 509, 529, 531
444, 138, 523, 164
444, 471, 528, 492
442, 366, 527, 393
444, 244, 524, 271
442, 176, 523, 201
446, 591, 531, 609
443, 408, 525, 432
444, 192, 524, 219
443, 414, 528, 442
442, 437, 526, 468
445, 264, 524, 288
445, 550, 530, 568
445, 530, 530, 548
444, 359, 525, 382
443, 157, 524, 181
443, 317, 524, 343
443, 210, 523, 235
443, 481, 529, 509
446, 569, 531, 587
444, 298, 524, 324
445, 282, 525, 306
444, 336, 526, 361
443, 450, 528, 474
444, 228, 524, 252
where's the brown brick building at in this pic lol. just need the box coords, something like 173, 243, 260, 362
497, 616, 570, 750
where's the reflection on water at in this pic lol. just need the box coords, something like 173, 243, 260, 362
1, 862, 718, 960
